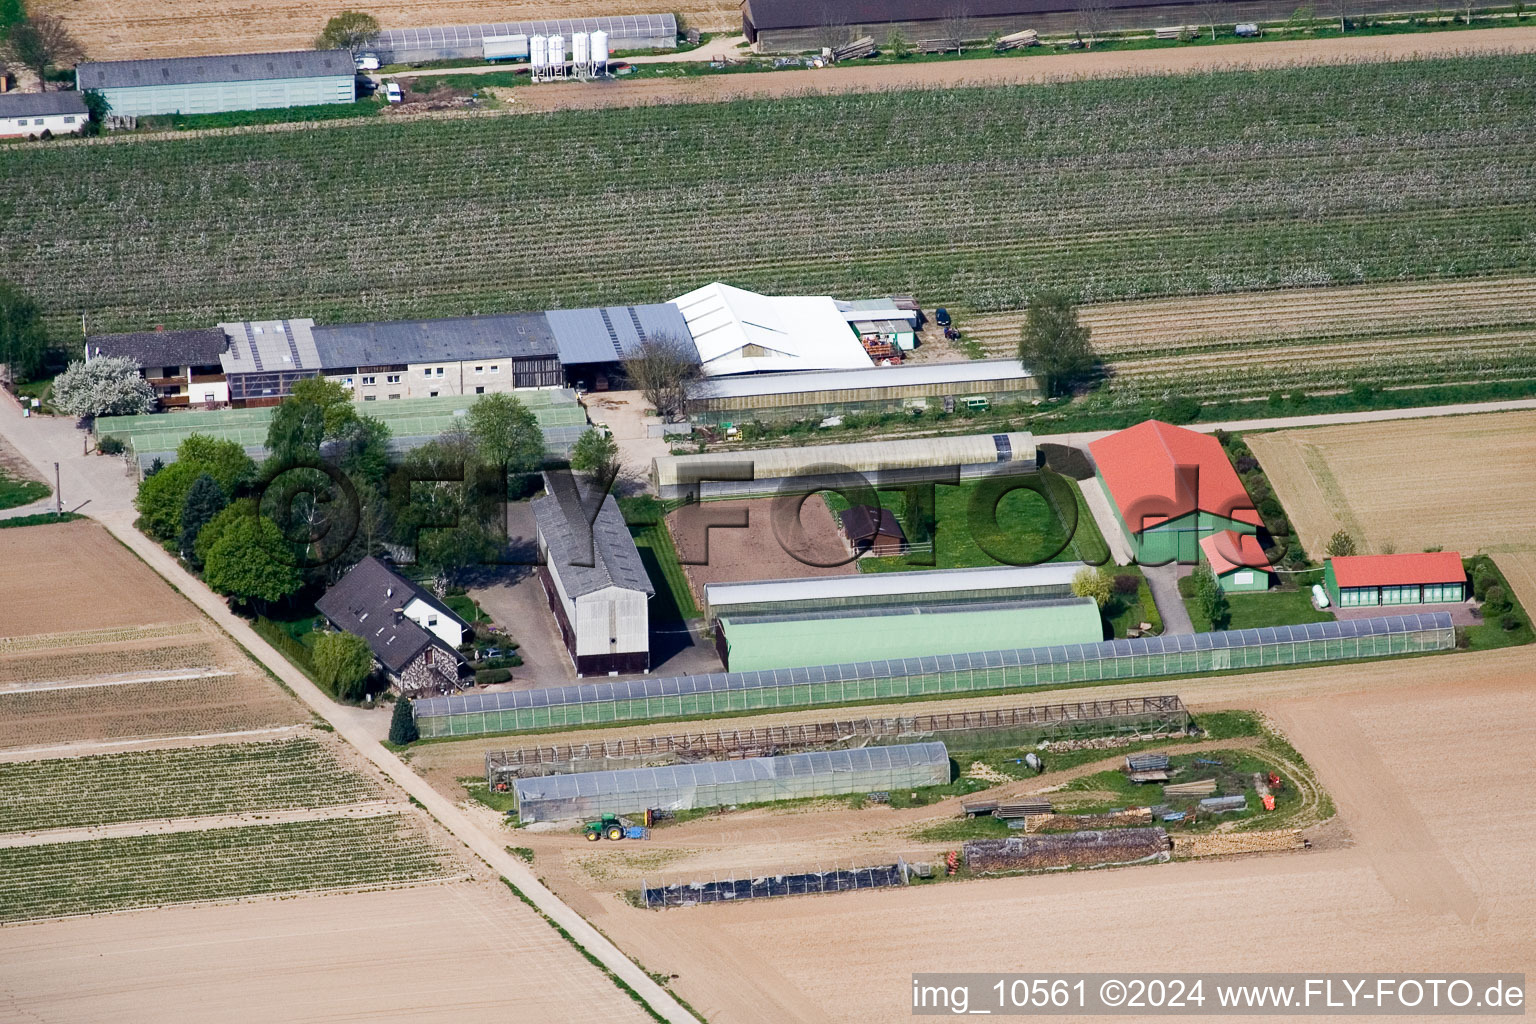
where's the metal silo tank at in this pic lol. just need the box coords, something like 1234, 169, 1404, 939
572, 31, 590, 65
529, 34, 547, 68
548, 33, 565, 66
591, 29, 609, 65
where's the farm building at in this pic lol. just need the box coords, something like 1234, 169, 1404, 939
75, 51, 354, 118
702, 562, 1086, 619
85, 327, 230, 408
371, 13, 677, 64
687, 359, 1038, 426
533, 474, 654, 676
671, 282, 877, 376
314, 557, 470, 696
411, 613, 1455, 737
546, 302, 693, 391
714, 597, 1105, 672
217, 319, 326, 407
652, 431, 1036, 500
1199, 530, 1271, 592
1324, 552, 1466, 608
839, 504, 906, 556
0, 91, 88, 138
1089, 420, 1262, 564
512, 742, 949, 822
312, 314, 564, 400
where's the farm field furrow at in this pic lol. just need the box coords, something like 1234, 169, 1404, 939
0, 639, 221, 687
0, 738, 381, 833
5, 57, 1536, 338
0, 814, 462, 923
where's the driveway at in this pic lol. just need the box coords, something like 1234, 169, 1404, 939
581, 389, 671, 495
1141, 562, 1194, 636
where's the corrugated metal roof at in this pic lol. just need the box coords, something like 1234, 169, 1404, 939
704, 563, 1087, 609
546, 303, 692, 365
76, 50, 353, 90
415, 613, 1454, 719
653, 431, 1033, 487
532, 474, 654, 598
374, 13, 676, 52
0, 92, 89, 117
693, 358, 1031, 400
671, 283, 873, 376
217, 319, 322, 375
312, 313, 557, 369
513, 742, 947, 802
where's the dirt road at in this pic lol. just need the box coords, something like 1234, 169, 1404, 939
510, 27, 1536, 112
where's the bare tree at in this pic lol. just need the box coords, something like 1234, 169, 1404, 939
1075, 0, 1113, 44
622, 334, 700, 423
1195, 0, 1227, 38
815, 1, 852, 51
939, 0, 973, 53
4, 13, 85, 91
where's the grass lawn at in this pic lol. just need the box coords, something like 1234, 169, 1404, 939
445, 593, 491, 624
1102, 564, 1164, 639
824, 473, 1108, 573
1184, 585, 1334, 633
14, 377, 55, 415
1465, 555, 1534, 650
630, 522, 700, 621
0, 470, 49, 510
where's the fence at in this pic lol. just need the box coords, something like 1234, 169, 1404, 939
485, 695, 1190, 785
415, 614, 1454, 738
643, 862, 907, 908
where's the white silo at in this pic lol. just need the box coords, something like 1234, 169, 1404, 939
530, 33, 547, 69
591, 29, 609, 71
572, 31, 590, 68
548, 33, 565, 70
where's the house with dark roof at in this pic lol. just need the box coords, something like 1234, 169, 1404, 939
74, 50, 355, 118
838, 504, 907, 557
86, 327, 231, 408
532, 473, 654, 676
1088, 420, 1262, 565
0, 91, 89, 138
315, 557, 473, 696
1324, 552, 1466, 609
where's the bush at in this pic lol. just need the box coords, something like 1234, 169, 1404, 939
389, 697, 418, 745
475, 667, 512, 685
1212, 429, 1232, 448
1234, 455, 1259, 474
1258, 497, 1284, 521
1482, 584, 1507, 614
1177, 574, 1198, 599
1112, 573, 1140, 595
1155, 395, 1201, 424
1473, 564, 1495, 601
1501, 614, 1522, 632
97, 435, 126, 455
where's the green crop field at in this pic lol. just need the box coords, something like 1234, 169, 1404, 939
0, 814, 458, 922
4, 56, 1536, 344
0, 738, 382, 833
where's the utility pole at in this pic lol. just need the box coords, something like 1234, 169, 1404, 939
54, 462, 62, 514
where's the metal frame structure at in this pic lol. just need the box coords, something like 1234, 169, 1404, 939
643, 862, 907, 908
415, 615, 1455, 738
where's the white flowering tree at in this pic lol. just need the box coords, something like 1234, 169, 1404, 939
51, 356, 155, 418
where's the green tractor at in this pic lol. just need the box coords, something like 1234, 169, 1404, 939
583, 813, 648, 841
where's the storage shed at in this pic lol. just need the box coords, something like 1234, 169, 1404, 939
1089, 420, 1261, 564
75, 50, 355, 117
839, 504, 906, 556
652, 431, 1035, 500
1324, 552, 1465, 608
671, 282, 874, 376
512, 742, 949, 822
714, 597, 1105, 672
533, 474, 654, 676
1199, 530, 1271, 592
0, 91, 88, 138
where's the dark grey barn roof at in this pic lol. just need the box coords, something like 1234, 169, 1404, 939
86, 328, 228, 369
545, 303, 693, 366
532, 474, 654, 599
75, 50, 353, 90
0, 92, 89, 117
313, 314, 558, 370
315, 557, 469, 674
743, 0, 1194, 29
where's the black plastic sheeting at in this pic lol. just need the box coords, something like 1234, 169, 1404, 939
644, 865, 905, 908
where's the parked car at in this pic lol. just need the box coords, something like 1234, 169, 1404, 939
384, 82, 402, 104
355, 53, 381, 71
934, 307, 951, 327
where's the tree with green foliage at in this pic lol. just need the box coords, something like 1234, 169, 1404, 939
467, 392, 544, 481
135, 435, 254, 540
177, 433, 256, 495
315, 9, 380, 51
1071, 566, 1113, 608
52, 356, 154, 418
1325, 529, 1356, 557
265, 376, 356, 466
1017, 290, 1095, 398
0, 0, 25, 36
885, 28, 912, 58
79, 89, 110, 134
1191, 563, 1231, 630
334, 414, 392, 488
4, 12, 83, 90
178, 473, 227, 562
312, 629, 374, 700
202, 514, 303, 609
193, 498, 255, 567
569, 427, 619, 486
0, 281, 49, 385
389, 695, 419, 744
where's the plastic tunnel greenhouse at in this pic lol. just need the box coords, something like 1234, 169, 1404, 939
512, 742, 950, 822
414, 614, 1455, 739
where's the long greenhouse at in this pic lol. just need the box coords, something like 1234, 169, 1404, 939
413, 613, 1455, 738
512, 742, 950, 822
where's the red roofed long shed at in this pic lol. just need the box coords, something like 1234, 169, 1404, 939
1325, 552, 1466, 607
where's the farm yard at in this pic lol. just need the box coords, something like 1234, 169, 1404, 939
1247, 410, 1536, 558
5, 56, 1536, 360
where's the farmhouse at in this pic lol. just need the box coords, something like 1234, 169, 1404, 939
217, 319, 326, 407
75, 51, 355, 118
371, 13, 677, 64
652, 430, 1036, 500
1199, 530, 1272, 592
85, 328, 230, 408
671, 282, 877, 376
0, 91, 88, 138
1324, 552, 1466, 608
1089, 420, 1261, 564
533, 474, 654, 676
314, 557, 470, 696
713, 596, 1105, 672
687, 359, 1038, 427
312, 314, 564, 400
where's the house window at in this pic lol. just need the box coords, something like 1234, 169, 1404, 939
490, 365, 500, 374
203, 393, 216, 403
429, 390, 439, 397
474, 366, 484, 374
435, 367, 445, 377
343, 377, 354, 387
386, 374, 401, 384
363, 395, 377, 401
387, 394, 401, 400
361, 375, 376, 385
475, 386, 485, 394
427, 614, 438, 627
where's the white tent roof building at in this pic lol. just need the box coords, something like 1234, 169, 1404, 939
670, 282, 875, 376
